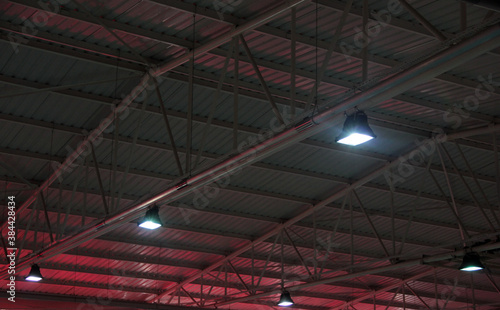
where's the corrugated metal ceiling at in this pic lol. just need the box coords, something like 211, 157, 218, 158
1, 0, 499, 309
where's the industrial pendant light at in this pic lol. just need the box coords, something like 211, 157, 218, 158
335, 110, 376, 146
25, 264, 43, 282
278, 290, 294, 307
138, 205, 162, 230
277, 230, 294, 307
459, 252, 484, 271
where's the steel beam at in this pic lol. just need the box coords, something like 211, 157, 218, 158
398, 0, 447, 41
352, 190, 390, 257
154, 78, 184, 176
239, 35, 285, 125
405, 283, 431, 309
89, 142, 110, 215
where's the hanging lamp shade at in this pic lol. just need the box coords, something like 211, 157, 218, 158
459, 252, 484, 271
335, 110, 376, 146
278, 291, 294, 307
138, 205, 162, 230
25, 264, 43, 282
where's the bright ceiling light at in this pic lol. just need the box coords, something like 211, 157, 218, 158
337, 132, 374, 146
459, 252, 484, 271
138, 205, 162, 230
278, 291, 294, 307
25, 264, 43, 282
336, 110, 376, 146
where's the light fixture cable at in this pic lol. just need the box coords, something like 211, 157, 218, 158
311, 0, 319, 124
186, 8, 196, 176
278, 229, 294, 306
281, 229, 284, 291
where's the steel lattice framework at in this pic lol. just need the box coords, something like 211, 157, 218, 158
1, 0, 500, 309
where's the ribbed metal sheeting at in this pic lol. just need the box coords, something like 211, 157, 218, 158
1, 0, 500, 309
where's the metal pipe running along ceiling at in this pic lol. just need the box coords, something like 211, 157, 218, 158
2, 22, 500, 281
